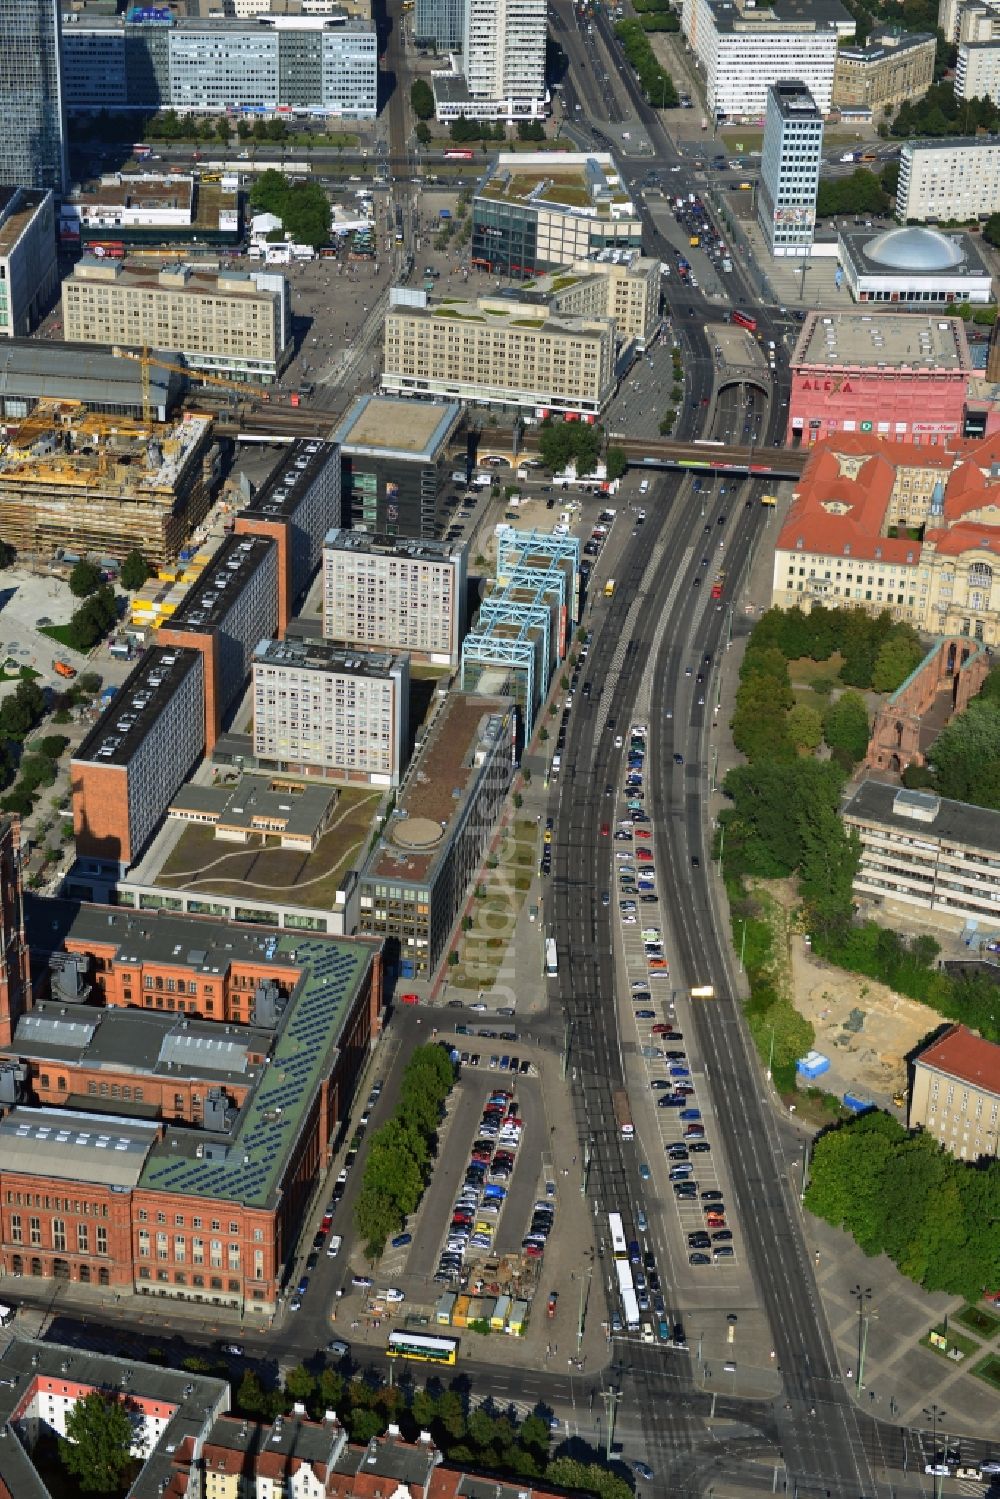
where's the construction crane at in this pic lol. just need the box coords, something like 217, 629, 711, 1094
118, 346, 267, 426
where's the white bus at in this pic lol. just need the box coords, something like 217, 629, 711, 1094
545, 938, 558, 978
608, 1212, 627, 1259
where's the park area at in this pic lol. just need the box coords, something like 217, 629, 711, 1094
156, 787, 381, 909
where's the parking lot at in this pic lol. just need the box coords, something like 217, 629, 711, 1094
609, 722, 744, 1342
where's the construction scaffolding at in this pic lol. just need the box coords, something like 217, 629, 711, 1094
0, 402, 218, 567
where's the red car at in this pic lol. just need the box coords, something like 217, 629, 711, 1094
635, 828, 652, 839
637, 848, 654, 862
600, 822, 610, 837
320, 1212, 333, 1233
652, 1023, 673, 1036
400, 992, 420, 1006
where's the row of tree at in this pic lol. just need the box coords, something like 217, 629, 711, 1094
537, 418, 604, 477
69, 552, 149, 601
613, 20, 678, 107
64, 584, 119, 654
354, 1044, 455, 1256
815, 168, 890, 220
806, 1110, 1000, 1298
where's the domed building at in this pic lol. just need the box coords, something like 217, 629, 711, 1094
837, 222, 993, 305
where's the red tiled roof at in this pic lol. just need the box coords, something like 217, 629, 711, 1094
776, 434, 1000, 563
917, 1023, 1000, 1095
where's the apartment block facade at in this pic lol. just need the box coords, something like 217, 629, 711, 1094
897, 137, 1000, 222
234, 438, 342, 624
431, 0, 547, 120
0, 189, 58, 340
253, 639, 409, 787
71, 647, 206, 872
909, 1023, 1000, 1160
382, 290, 616, 416
59, 14, 378, 120
323, 529, 468, 666
844, 780, 1000, 934
61, 260, 292, 383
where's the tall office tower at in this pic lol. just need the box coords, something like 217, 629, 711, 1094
0, 817, 29, 1047
463, 0, 546, 110
0, 0, 66, 191
414, 0, 466, 52
757, 80, 824, 258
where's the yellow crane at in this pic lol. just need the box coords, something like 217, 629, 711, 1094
118, 346, 267, 425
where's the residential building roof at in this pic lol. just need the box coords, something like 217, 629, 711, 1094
915, 1022, 1000, 1096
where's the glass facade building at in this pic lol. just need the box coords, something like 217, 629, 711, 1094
0, 0, 66, 191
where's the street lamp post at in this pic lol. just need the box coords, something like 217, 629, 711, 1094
923, 1404, 946, 1499
852, 1285, 872, 1393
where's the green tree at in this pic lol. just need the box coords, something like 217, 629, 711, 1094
59, 1391, 134, 1494
120, 550, 150, 591
284, 1364, 316, 1403
822, 690, 870, 764
236, 1369, 268, 1416
749, 1000, 814, 1076
415, 120, 432, 145
815, 168, 888, 219
410, 78, 435, 120
797, 802, 858, 941
985, 212, 1000, 249
872, 626, 924, 693
517, 119, 545, 141
69, 560, 103, 598
35, 734, 70, 760
929, 698, 1000, 805
537, 419, 602, 476
605, 445, 627, 482
786, 702, 823, 751
348, 1408, 385, 1444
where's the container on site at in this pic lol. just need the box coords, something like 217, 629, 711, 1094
843, 1092, 876, 1114
436, 1291, 457, 1324
797, 1051, 831, 1080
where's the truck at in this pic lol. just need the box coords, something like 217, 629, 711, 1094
710, 572, 725, 600
613, 1089, 634, 1140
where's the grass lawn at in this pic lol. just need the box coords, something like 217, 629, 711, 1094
0, 664, 40, 683
919, 1323, 980, 1362
787, 652, 846, 686
39, 624, 75, 650
955, 1303, 1000, 1339
973, 1352, 1000, 1392
156, 787, 380, 909
409, 664, 454, 681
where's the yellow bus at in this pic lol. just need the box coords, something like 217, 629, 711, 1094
690, 984, 716, 999
604, 578, 616, 598
386, 1332, 458, 1364
760, 493, 777, 507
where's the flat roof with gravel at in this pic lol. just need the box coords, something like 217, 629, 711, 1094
794, 310, 971, 371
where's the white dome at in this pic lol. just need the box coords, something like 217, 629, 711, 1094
866, 226, 964, 272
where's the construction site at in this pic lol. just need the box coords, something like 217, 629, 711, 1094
0, 401, 219, 566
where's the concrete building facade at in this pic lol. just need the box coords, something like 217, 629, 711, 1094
0, 0, 66, 192
382, 287, 617, 417
252, 638, 409, 787
71, 647, 206, 872
897, 137, 1000, 222
909, 1023, 1000, 1159
832, 29, 935, 114
159, 534, 280, 752
59, 13, 378, 120
844, 781, 1000, 937
332, 394, 464, 538
234, 438, 342, 625
471, 153, 642, 278
787, 310, 973, 446
359, 693, 514, 975
680, 0, 852, 120
323, 529, 468, 666
758, 80, 823, 258
61, 260, 293, 384
836, 224, 993, 305
955, 41, 1000, 103
431, 0, 547, 120
0, 189, 57, 340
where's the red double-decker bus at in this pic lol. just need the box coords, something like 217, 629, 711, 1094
730, 309, 757, 333
444, 149, 475, 160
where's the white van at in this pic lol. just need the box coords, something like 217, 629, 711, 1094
639, 479, 650, 494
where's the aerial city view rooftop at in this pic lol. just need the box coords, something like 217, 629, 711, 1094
0, 0, 999, 1494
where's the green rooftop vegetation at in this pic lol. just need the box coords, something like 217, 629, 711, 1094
511, 318, 546, 328
549, 275, 582, 292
